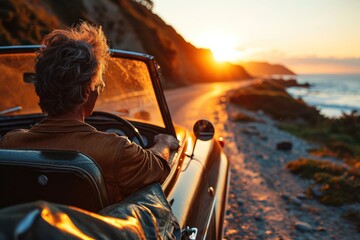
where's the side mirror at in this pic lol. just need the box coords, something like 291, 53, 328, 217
193, 119, 215, 141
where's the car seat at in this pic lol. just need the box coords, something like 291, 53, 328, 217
0, 149, 109, 212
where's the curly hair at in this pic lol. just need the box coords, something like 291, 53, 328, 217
35, 22, 110, 116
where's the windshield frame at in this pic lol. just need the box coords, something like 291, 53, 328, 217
0, 45, 176, 136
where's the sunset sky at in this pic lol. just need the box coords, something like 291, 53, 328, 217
153, 0, 360, 74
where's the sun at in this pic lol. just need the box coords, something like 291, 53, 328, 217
212, 46, 239, 62
194, 33, 245, 62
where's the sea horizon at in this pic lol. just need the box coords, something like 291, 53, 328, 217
288, 73, 360, 118
297, 73, 360, 75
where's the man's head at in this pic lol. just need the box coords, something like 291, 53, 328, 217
35, 22, 109, 116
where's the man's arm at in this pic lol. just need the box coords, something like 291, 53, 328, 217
149, 134, 179, 162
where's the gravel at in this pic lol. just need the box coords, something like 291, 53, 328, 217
209, 95, 360, 240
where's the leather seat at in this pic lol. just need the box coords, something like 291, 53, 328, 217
0, 149, 109, 212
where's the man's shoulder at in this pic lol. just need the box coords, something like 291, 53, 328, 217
0, 129, 29, 148
1, 129, 29, 139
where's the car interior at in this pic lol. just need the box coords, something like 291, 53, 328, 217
0, 112, 166, 149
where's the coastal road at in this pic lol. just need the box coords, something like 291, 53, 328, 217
164, 80, 253, 129
165, 80, 359, 240
164, 80, 252, 239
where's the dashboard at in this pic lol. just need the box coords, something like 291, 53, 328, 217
86, 112, 166, 149
104, 128, 149, 147
0, 112, 161, 149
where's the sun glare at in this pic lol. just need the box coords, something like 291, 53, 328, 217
194, 33, 245, 63
212, 47, 241, 62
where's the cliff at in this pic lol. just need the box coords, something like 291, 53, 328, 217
241, 61, 296, 78
0, 0, 252, 87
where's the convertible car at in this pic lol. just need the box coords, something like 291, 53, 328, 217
0, 46, 230, 239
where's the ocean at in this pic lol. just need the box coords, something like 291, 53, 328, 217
287, 74, 360, 118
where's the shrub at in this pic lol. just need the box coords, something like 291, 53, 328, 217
286, 158, 360, 205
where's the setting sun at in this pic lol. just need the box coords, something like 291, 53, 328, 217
212, 46, 240, 62
193, 33, 245, 62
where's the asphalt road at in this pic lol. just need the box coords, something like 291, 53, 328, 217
164, 80, 252, 130
166, 80, 360, 239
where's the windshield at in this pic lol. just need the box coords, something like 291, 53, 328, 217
96, 57, 164, 127
0, 52, 165, 128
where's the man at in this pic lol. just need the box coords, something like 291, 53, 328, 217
0, 22, 179, 203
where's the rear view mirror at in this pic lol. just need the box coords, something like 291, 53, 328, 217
23, 72, 36, 84
193, 119, 215, 141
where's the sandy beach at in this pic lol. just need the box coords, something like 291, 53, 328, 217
208, 93, 360, 240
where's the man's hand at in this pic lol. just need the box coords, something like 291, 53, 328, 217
150, 134, 179, 162
153, 134, 179, 150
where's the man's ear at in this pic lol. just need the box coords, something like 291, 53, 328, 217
82, 84, 91, 101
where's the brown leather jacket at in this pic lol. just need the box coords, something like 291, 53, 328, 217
0, 117, 170, 203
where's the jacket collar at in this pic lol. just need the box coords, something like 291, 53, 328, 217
30, 117, 97, 133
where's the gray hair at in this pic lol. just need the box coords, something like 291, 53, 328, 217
35, 22, 109, 116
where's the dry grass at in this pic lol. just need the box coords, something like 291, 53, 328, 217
230, 112, 260, 123
286, 158, 360, 205
281, 110, 360, 163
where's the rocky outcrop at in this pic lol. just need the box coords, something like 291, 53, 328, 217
228, 79, 321, 122
242, 61, 296, 77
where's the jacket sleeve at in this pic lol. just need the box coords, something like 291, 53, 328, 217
114, 139, 171, 195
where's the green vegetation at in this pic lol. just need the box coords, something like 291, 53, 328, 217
229, 79, 360, 164
281, 97, 360, 206
280, 110, 360, 162
286, 158, 360, 205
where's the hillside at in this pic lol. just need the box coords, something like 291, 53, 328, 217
242, 61, 296, 78
0, 0, 252, 87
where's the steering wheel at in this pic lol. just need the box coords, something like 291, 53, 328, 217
91, 111, 146, 148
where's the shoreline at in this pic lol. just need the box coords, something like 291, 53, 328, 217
212, 79, 360, 239
288, 74, 360, 118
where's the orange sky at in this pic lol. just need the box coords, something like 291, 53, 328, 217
154, 0, 360, 74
